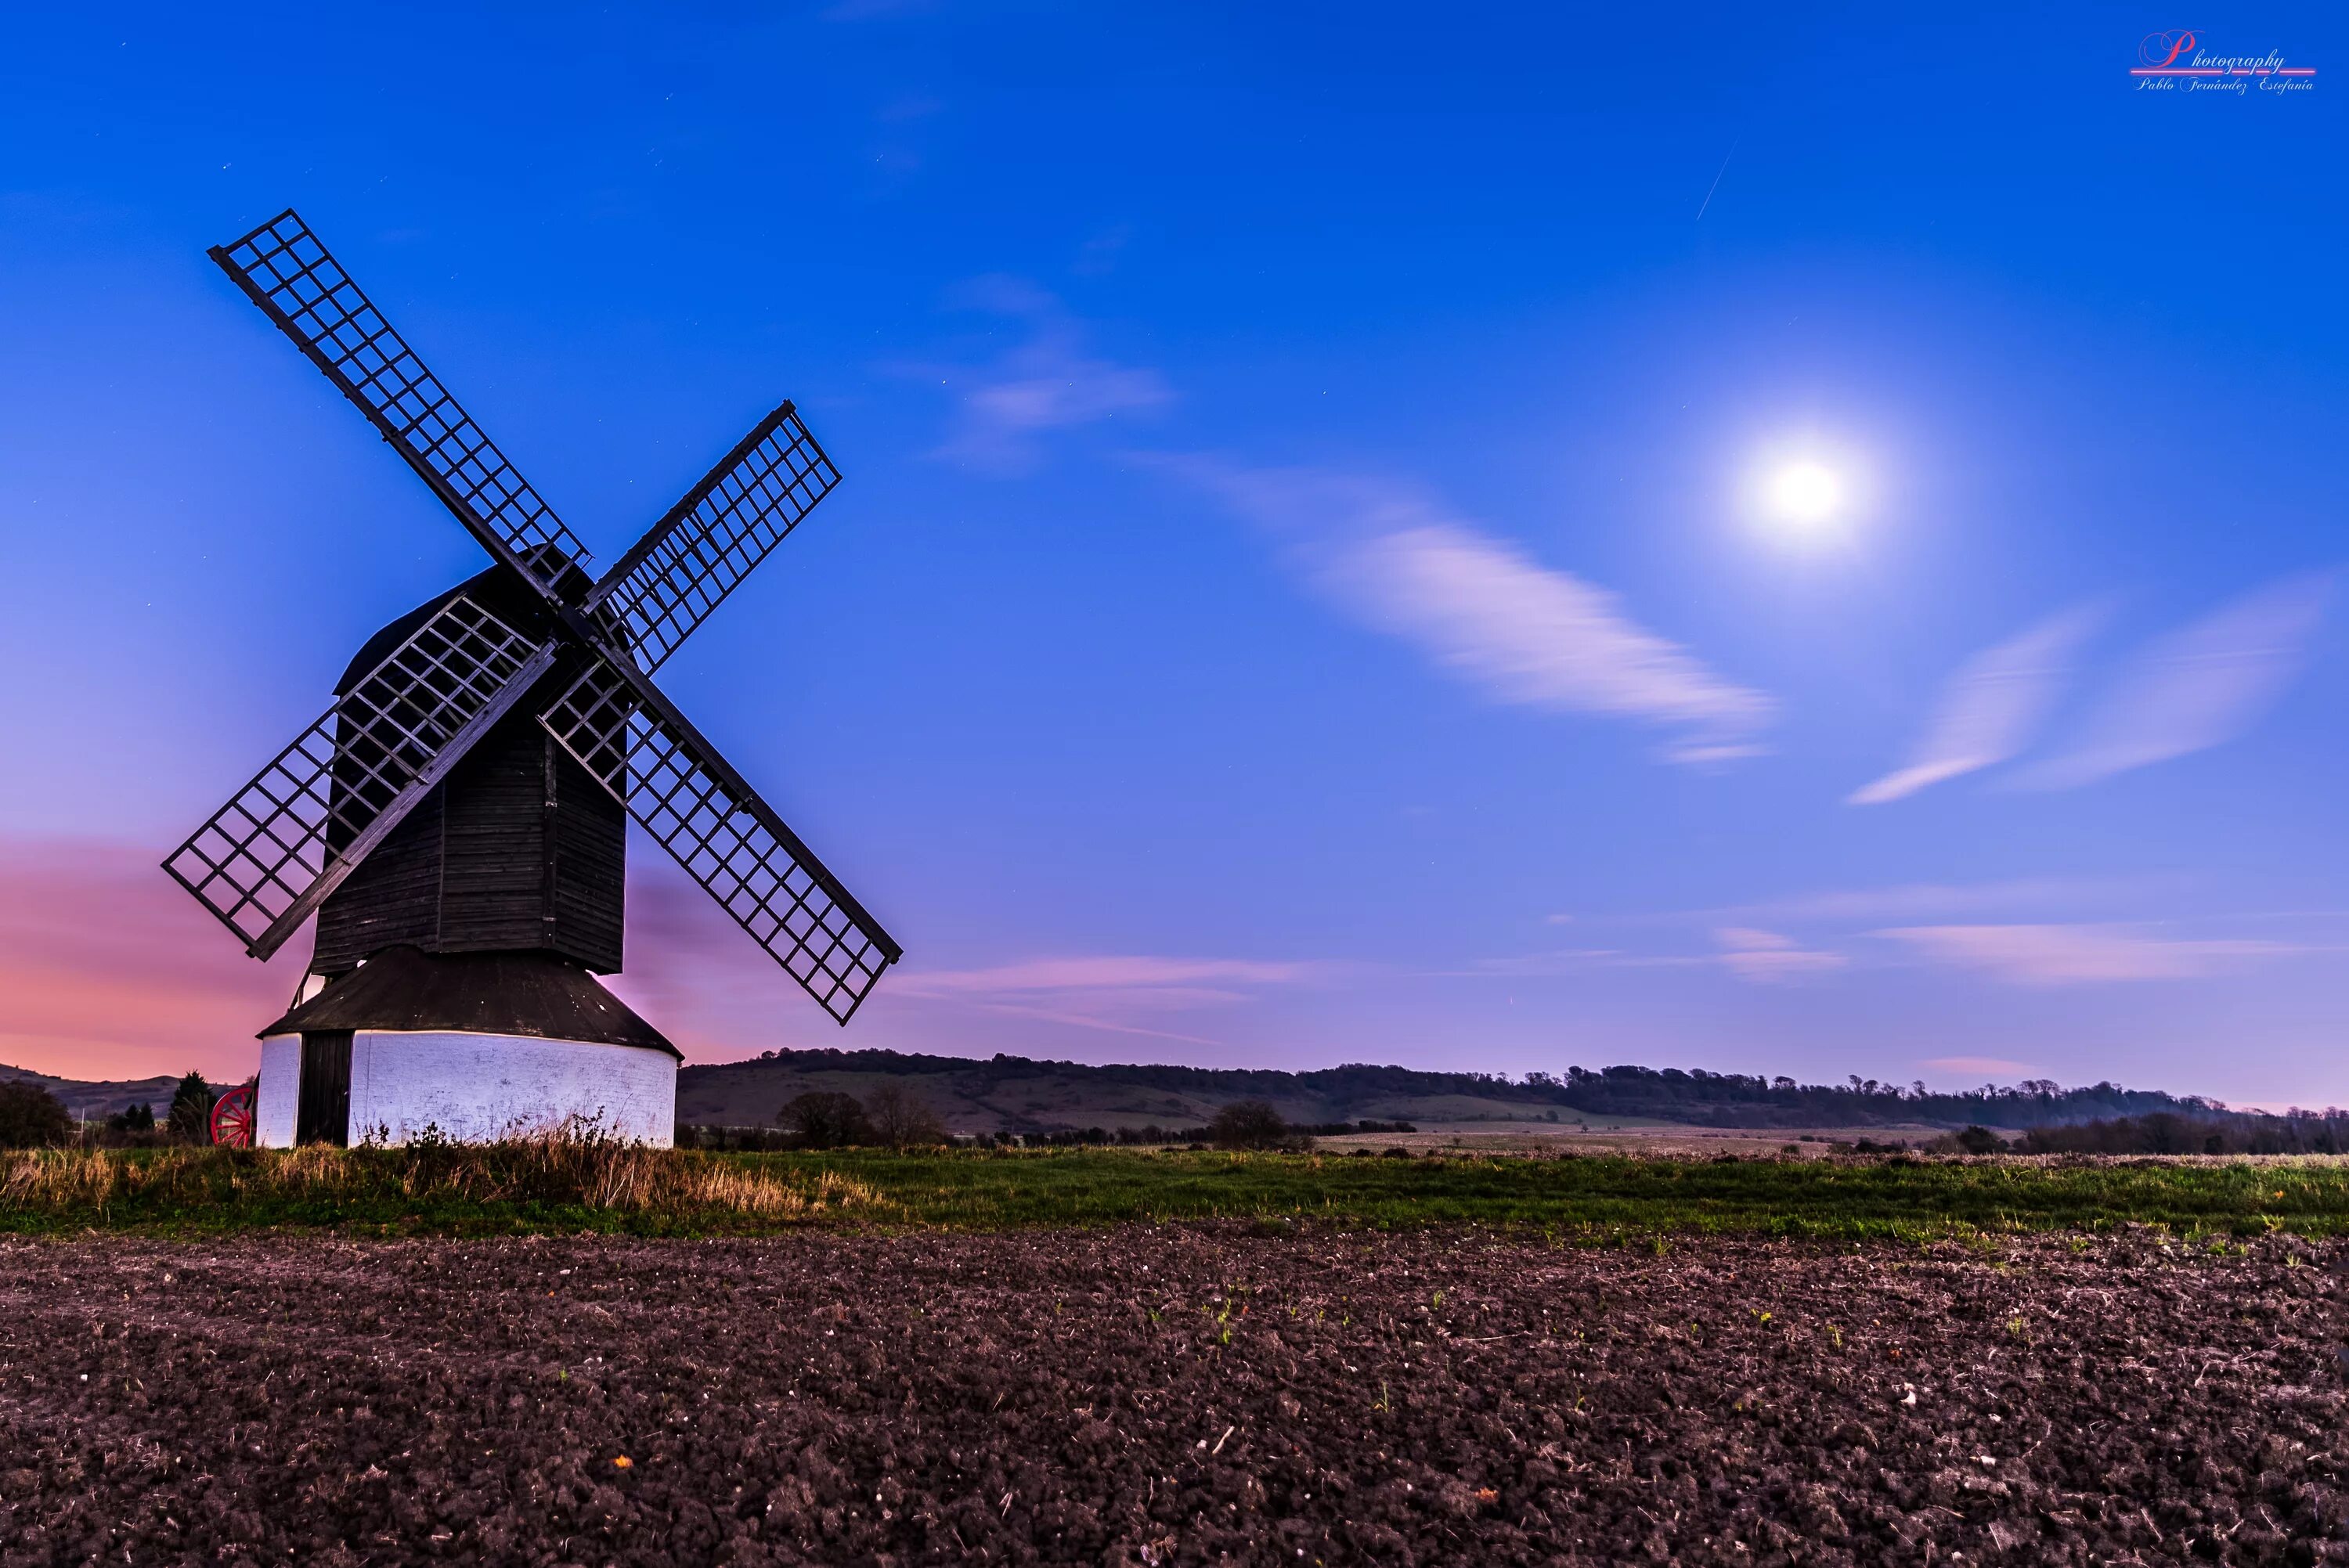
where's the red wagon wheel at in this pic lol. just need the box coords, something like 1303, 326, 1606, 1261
210, 1080, 258, 1148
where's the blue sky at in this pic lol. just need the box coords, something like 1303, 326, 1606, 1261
3, 3, 2345, 1105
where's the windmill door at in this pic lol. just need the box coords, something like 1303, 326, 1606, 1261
296, 1030, 353, 1146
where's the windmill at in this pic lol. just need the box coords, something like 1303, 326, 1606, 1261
163, 211, 900, 1148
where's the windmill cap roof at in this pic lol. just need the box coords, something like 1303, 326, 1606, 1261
335, 553, 593, 695
260, 946, 680, 1058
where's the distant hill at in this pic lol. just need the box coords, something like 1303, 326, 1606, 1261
678, 1049, 2241, 1136
6, 1051, 2261, 1137
0, 1063, 183, 1123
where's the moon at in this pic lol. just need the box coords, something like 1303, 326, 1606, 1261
1765, 461, 1842, 528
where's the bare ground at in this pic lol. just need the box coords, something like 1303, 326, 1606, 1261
0, 1227, 2342, 1566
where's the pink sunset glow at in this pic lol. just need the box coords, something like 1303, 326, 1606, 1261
0, 835, 308, 1081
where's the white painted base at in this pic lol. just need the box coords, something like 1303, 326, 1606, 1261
254, 1032, 677, 1147
256, 1035, 301, 1148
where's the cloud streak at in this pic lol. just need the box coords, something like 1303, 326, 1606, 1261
889, 953, 1319, 1046
1712, 926, 1847, 984
930, 276, 1171, 474
2023, 571, 2335, 790
1179, 465, 1774, 765
608, 866, 1328, 1057
1849, 601, 2108, 804
1677, 875, 2163, 928
1460, 928, 1842, 984
894, 955, 1312, 998
1876, 923, 2298, 986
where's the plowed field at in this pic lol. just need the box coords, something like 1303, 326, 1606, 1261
0, 1229, 2340, 1565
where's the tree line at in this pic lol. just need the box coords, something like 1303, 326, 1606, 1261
713, 1048, 2276, 1131
678, 1093, 1315, 1152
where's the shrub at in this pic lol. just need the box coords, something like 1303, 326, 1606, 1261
775, 1091, 873, 1150
673, 1124, 800, 1152
0, 1083, 72, 1149
166, 1073, 215, 1141
862, 1083, 948, 1149
1206, 1099, 1296, 1151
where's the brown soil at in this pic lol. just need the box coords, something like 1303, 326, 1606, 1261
0, 1229, 2340, 1566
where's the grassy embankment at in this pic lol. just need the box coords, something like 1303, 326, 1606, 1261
6, 1141, 2349, 1241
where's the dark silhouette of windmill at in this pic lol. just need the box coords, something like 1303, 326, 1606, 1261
163, 211, 900, 1145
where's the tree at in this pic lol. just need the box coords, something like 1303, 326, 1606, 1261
0, 1082, 72, 1148
862, 1083, 947, 1149
167, 1072, 216, 1141
106, 1103, 157, 1139
1205, 1099, 1294, 1151
1952, 1125, 2002, 1156
775, 1090, 874, 1150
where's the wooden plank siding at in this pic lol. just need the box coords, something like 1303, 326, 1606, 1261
550, 738, 628, 968
312, 788, 444, 969
312, 705, 626, 975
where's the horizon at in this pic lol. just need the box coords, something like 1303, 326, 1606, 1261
6, 1011, 2337, 1122
3, 6, 2345, 1106
17, 1037, 2338, 1124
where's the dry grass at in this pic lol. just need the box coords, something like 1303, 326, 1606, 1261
0, 1129, 887, 1231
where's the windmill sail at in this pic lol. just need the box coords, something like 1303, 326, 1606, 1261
182, 211, 900, 1028
210, 211, 594, 597
585, 403, 841, 672
538, 656, 900, 1023
164, 597, 556, 959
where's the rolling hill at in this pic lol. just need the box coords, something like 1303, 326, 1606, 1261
675, 1049, 2227, 1136
5, 1050, 2243, 1137
0, 1064, 185, 1123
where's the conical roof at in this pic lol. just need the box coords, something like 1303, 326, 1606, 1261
258, 946, 679, 1058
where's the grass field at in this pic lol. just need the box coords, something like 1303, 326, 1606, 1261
7, 1141, 2349, 1240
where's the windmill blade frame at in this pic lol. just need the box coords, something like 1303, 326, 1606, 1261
584, 402, 841, 673
538, 655, 900, 1023
181, 209, 902, 1032
210, 210, 594, 599
164, 596, 557, 959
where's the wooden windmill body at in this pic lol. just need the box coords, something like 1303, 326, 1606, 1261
166, 211, 901, 1147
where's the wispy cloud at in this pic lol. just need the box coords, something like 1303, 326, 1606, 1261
1459, 948, 1694, 978
2022, 571, 2336, 790
891, 953, 1319, 1044
1460, 928, 1841, 984
895, 954, 1312, 1001
615, 864, 1317, 1055
1176, 464, 1773, 765
1682, 875, 2160, 928
1876, 923, 2300, 986
883, 948, 1325, 1047
1712, 926, 1847, 983
1849, 601, 2108, 804
929, 276, 1171, 474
